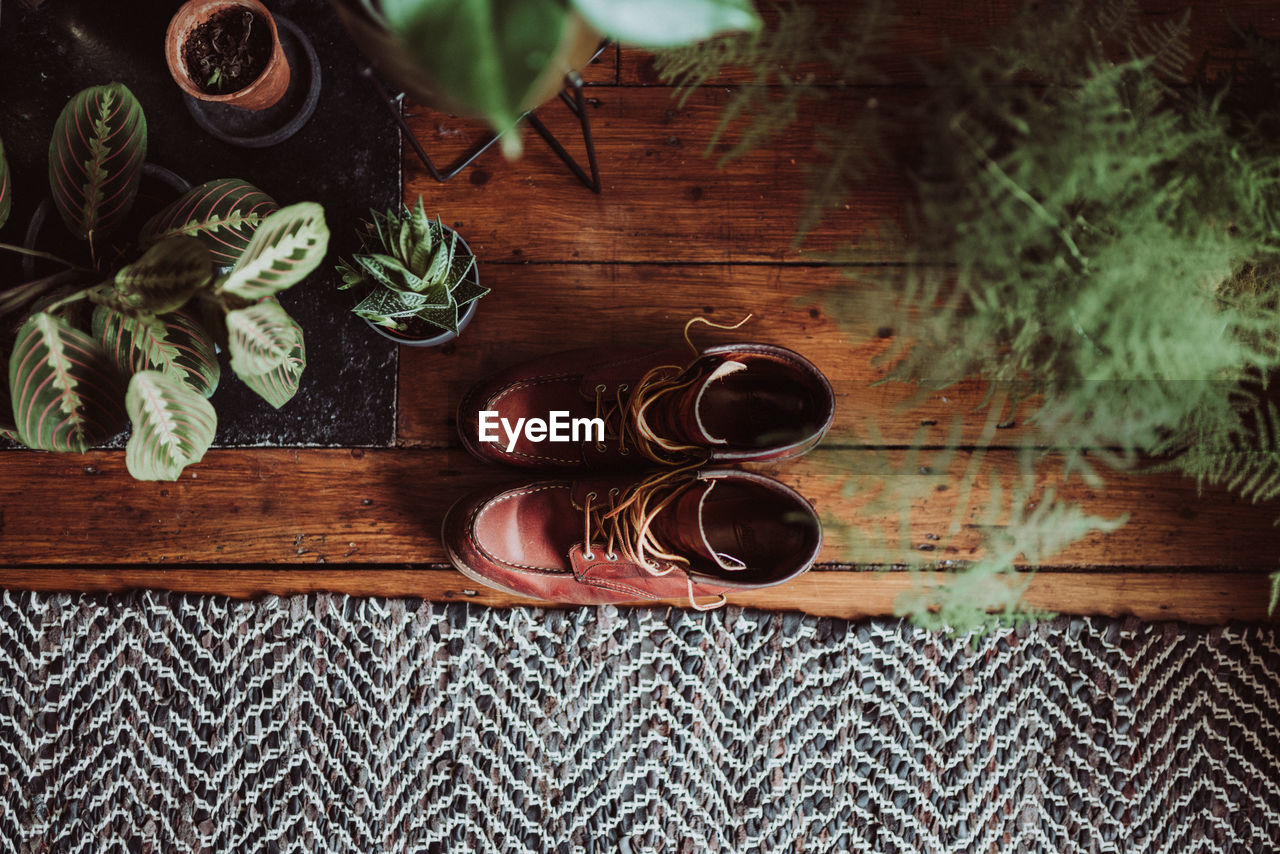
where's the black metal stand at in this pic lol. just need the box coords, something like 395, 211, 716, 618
362, 58, 603, 194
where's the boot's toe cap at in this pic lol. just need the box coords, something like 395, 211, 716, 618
442, 479, 579, 600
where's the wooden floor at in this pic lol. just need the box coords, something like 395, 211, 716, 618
1, 0, 1279, 622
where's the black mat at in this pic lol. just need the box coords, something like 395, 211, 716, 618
0, 0, 399, 446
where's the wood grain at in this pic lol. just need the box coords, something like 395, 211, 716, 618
0, 447, 1275, 569
401, 0, 1280, 266
403, 86, 910, 264
0, 567, 1269, 624
5, 0, 1279, 624
395, 262, 1044, 448
615, 0, 1280, 86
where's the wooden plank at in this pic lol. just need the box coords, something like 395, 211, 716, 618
0, 567, 1268, 624
615, 0, 1280, 86
0, 447, 1275, 569
398, 0, 1280, 265
396, 261, 1039, 448
403, 86, 909, 264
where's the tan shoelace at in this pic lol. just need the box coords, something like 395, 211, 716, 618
579, 464, 726, 611
590, 315, 753, 466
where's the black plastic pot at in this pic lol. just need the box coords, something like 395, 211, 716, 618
21, 163, 191, 280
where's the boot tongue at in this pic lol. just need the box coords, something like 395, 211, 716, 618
647, 359, 748, 446
650, 480, 747, 574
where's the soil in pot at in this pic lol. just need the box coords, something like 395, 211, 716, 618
182, 7, 272, 95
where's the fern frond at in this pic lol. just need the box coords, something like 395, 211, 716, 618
1132, 12, 1193, 81
1171, 401, 1280, 505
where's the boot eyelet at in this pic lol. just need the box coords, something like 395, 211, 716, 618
595, 384, 607, 393
606, 552, 618, 561
609, 488, 619, 497
583, 550, 596, 561
619, 384, 629, 391
586, 491, 597, 500
620, 449, 630, 456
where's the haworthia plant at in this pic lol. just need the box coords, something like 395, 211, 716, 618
124, 370, 217, 481
93, 305, 221, 399
0, 133, 10, 231
216, 202, 330, 300
338, 199, 487, 335
8, 313, 127, 453
139, 178, 279, 266
47, 83, 147, 241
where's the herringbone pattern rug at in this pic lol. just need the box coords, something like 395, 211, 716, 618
0, 592, 1275, 853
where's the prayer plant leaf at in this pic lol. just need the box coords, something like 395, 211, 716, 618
571, 0, 760, 48
8, 313, 127, 452
124, 370, 216, 481
139, 178, 279, 266
48, 83, 147, 241
216, 202, 329, 300
0, 134, 10, 231
231, 304, 306, 409
94, 305, 220, 399
226, 298, 298, 376
94, 237, 211, 316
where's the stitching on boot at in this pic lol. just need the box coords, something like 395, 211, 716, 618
468, 485, 573, 574
580, 577, 661, 600
486, 375, 588, 464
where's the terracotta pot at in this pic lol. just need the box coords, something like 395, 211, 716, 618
165, 0, 290, 111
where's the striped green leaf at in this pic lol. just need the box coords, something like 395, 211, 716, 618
125, 370, 216, 481
226, 298, 298, 376
94, 305, 220, 398
353, 286, 432, 324
216, 202, 329, 301
229, 301, 305, 409
93, 237, 211, 315
8, 313, 127, 452
48, 83, 147, 241
139, 178, 278, 267
0, 134, 11, 231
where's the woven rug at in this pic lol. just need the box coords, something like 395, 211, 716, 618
0, 592, 1275, 852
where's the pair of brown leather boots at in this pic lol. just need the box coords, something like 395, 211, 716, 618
443, 338, 835, 609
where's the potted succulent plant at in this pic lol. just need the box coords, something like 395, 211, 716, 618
330, 0, 762, 156
165, 0, 290, 111
337, 199, 488, 346
0, 83, 329, 481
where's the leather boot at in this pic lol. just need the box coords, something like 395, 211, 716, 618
458, 342, 834, 471
442, 466, 823, 607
